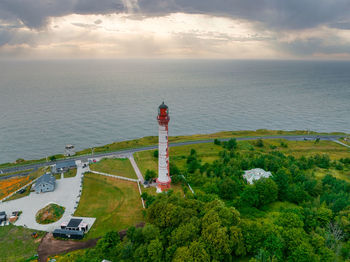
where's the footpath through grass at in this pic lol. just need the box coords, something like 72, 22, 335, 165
90, 158, 137, 179
74, 173, 143, 239
0, 225, 45, 262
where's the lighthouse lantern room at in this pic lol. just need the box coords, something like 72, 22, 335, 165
156, 102, 171, 193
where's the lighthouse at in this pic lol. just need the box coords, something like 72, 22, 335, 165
156, 102, 171, 193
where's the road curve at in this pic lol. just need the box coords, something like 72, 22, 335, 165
0, 134, 344, 175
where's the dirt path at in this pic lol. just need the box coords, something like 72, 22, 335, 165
37, 233, 98, 262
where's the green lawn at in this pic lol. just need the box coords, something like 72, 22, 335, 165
64, 168, 77, 178
0, 225, 45, 262
134, 143, 222, 174
74, 173, 144, 239
90, 158, 137, 179
314, 167, 350, 182
256, 139, 350, 160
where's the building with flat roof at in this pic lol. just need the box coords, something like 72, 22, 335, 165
60, 218, 88, 232
53, 229, 84, 239
52, 160, 76, 174
243, 168, 272, 184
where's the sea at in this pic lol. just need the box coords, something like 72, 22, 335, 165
0, 59, 349, 164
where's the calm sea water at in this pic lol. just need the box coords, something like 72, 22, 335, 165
0, 59, 349, 163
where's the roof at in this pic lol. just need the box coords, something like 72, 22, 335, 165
55, 160, 76, 169
53, 229, 84, 236
36, 173, 55, 186
159, 101, 168, 109
67, 218, 83, 228
243, 168, 272, 184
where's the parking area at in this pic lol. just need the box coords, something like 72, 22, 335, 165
0, 161, 93, 232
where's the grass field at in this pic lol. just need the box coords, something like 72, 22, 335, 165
74, 173, 144, 239
314, 167, 350, 182
64, 168, 77, 178
90, 158, 137, 179
0, 225, 45, 262
257, 139, 350, 160
134, 143, 223, 174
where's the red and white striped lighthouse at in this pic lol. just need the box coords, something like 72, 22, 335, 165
156, 102, 171, 193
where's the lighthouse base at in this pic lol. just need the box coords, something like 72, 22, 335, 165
156, 178, 171, 193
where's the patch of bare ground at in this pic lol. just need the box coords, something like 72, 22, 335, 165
37, 233, 98, 262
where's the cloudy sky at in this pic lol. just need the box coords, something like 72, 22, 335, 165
1, 0, 350, 59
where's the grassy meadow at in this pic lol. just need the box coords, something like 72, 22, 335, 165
90, 158, 137, 179
0, 225, 45, 262
74, 173, 144, 239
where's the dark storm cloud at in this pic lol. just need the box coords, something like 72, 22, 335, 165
0, 0, 350, 30
0, 0, 124, 28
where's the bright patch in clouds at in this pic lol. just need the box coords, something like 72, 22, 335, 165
1, 13, 280, 59
1, 12, 350, 59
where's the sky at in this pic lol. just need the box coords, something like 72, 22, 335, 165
0, 0, 350, 59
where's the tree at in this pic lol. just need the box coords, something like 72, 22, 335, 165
214, 139, 221, 145
254, 178, 278, 207
201, 222, 232, 260
153, 150, 158, 158
275, 212, 304, 228
256, 139, 264, 147
145, 169, 157, 181
147, 238, 163, 262
287, 242, 317, 262
224, 138, 237, 150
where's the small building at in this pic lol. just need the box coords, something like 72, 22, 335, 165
60, 218, 88, 232
65, 144, 75, 157
53, 229, 84, 240
34, 173, 56, 193
52, 160, 76, 174
0, 212, 6, 224
243, 168, 272, 184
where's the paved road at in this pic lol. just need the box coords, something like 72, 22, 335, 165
0, 134, 344, 175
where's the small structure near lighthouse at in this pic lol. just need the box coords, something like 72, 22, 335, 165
156, 102, 171, 193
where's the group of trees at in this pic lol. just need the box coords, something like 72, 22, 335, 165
75, 138, 350, 261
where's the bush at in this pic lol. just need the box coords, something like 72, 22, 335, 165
214, 139, 221, 145
145, 170, 157, 181
153, 150, 158, 158
255, 139, 264, 147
